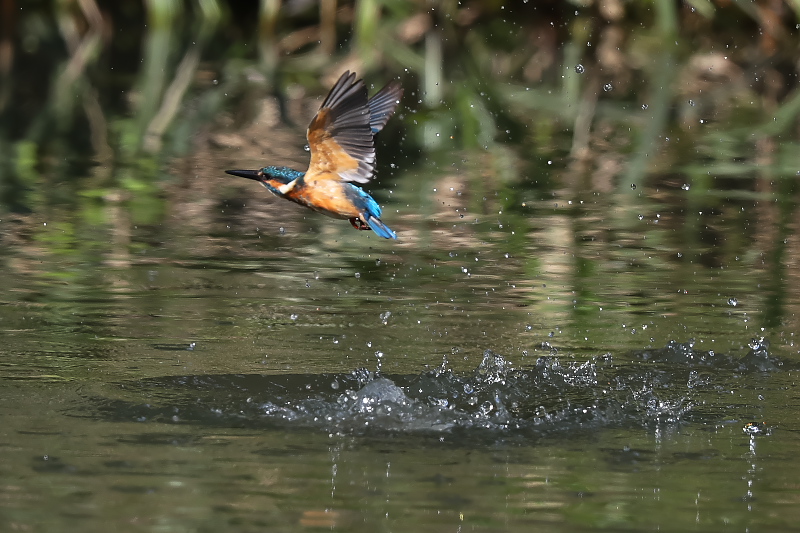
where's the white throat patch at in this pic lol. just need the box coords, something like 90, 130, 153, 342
277, 180, 297, 195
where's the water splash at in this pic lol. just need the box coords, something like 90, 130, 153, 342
633, 337, 781, 371
96, 340, 785, 438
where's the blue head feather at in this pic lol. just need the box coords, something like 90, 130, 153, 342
257, 166, 304, 196
261, 166, 305, 183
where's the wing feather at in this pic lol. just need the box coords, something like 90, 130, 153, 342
306, 71, 373, 184
306, 71, 402, 185
368, 80, 403, 133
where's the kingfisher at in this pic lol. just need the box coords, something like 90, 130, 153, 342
226, 71, 403, 239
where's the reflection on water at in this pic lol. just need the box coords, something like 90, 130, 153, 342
2, 143, 799, 528
2, 144, 799, 528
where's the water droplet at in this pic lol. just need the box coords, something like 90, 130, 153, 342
688, 99, 695, 106
728, 298, 738, 307
375, 259, 381, 266
575, 64, 585, 74
354, 272, 361, 278
748, 336, 767, 351
641, 104, 649, 110
637, 214, 644, 220
303, 144, 310, 151
290, 314, 298, 321
603, 83, 613, 92
681, 183, 690, 191
630, 183, 637, 190
279, 227, 286, 235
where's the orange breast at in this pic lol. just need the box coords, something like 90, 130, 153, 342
286, 178, 361, 219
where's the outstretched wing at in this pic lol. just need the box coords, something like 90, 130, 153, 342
368, 79, 403, 134
305, 71, 402, 185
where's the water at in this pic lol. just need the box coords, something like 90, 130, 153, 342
3, 171, 800, 529
3, 137, 799, 531
3, 145, 800, 530
3, 341, 799, 530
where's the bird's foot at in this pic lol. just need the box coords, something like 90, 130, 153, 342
349, 218, 372, 231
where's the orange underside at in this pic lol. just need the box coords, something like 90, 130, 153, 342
285, 178, 362, 220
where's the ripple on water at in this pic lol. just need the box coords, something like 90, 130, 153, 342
88, 337, 787, 440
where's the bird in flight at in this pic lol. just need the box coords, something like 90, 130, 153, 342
226, 71, 403, 239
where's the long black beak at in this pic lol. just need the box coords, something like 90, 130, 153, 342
225, 169, 262, 181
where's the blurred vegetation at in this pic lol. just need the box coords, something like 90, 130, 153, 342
0, 0, 799, 253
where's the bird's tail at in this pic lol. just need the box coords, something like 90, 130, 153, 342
367, 216, 397, 239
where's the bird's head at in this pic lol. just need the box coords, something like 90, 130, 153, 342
225, 166, 296, 196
